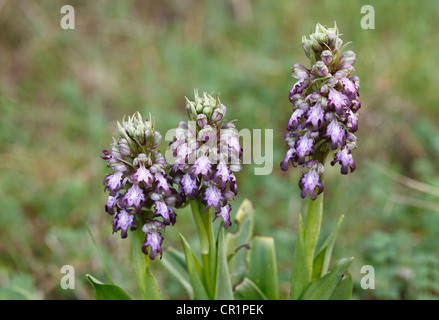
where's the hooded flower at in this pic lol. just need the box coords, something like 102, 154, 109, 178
101, 112, 177, 259
141, 220, 165, 260
168, 90, 242, 228
281, 23, 361, 199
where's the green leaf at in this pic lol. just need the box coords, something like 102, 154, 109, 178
330, 272, 353, 300
179, 233, 210, 300
131, 229, 163, 300
311, 246, 327, 280
312, 215, 344, 279
290, 214, 311, 300
226, 199, 255, 285
300, 257, 353, 300
161, 247, 194, 299
248, 236, 279, 300
233, 277, 268, 300
86, 274, 133, 300
214, 225, 234, 300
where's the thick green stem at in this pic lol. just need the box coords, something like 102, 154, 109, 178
303, 191, 324, 277
190, 200, 216, 298
303, 148, 327, 277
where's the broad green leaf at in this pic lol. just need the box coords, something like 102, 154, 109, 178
161, 247, 194, 299
290, 214, 311, 300
86, 274, 133, 300
226, 199, 255, 285
233, 277, 268, 300
131, 229, 163, 300
330, 272, 353, 300
248, 236, 279, 300
312, 246, 327, 280
179, 233, 210, 300
214, 226, 234, 299
300, 257, 353, 300
312, 215, 344, 280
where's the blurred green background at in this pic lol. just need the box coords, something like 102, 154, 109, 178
1, 0, 439, 300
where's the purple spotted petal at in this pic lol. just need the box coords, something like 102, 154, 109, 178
296, 131, 315, 165
287, 108, 306, 131
104, 171, 124, 192
189, 155, 212, 179
203, 184, 224, 212
123, 183, 145, 212
289, 79, 309, 98
214, 162, 231, 188
105, 194, 118, 215
346, 109, 358, 133
154, 200, 176, 225
142, 230, 163, 260
299, 168, 324, 200
215, 204, 232, 229
340, 77, 357, 98
113, 209, 136, 238
331, 147, 356, 174
181, 173, 199, 199
281, 148, 296, 171
229, 173, 238, 195
328, 87, 348, 115
154, 172, 172, 196
306, 103, 325, 131
133, 165, 154, 187
326, 119, 345, 150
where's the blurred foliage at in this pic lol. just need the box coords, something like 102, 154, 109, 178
1, 0, 439, 300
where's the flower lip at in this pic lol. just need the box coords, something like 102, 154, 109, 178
203, 183, 224, 213
299, 167, 324, 200
331, 147, 356, 174
142, 230, 163, 260
215, 204, 232, 229
113, 209, 137, 238
104, 171, 124, 192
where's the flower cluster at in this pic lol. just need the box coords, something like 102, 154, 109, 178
281, 23, 361, 200
101, 112, 177, 259
168, 90, 242, 228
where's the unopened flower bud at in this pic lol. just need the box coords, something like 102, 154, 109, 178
327, 32, 339, 51
310, 36, 323, 52
153, 131, 162, 149
202, 106, 212, 117
118, 138, 132, 156
185, 98, 196, 120
321, 50, 332, 65
340, 50, 356, 67
211, 108, 224, 123
313, 61, 329, 77
135, 128, 145, 145
197, 114, 208, 128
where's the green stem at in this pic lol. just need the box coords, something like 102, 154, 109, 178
190, 200, 216, 299
303, 191, 324, 277
131, 226, 163, 300
303, 148, 328, 279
